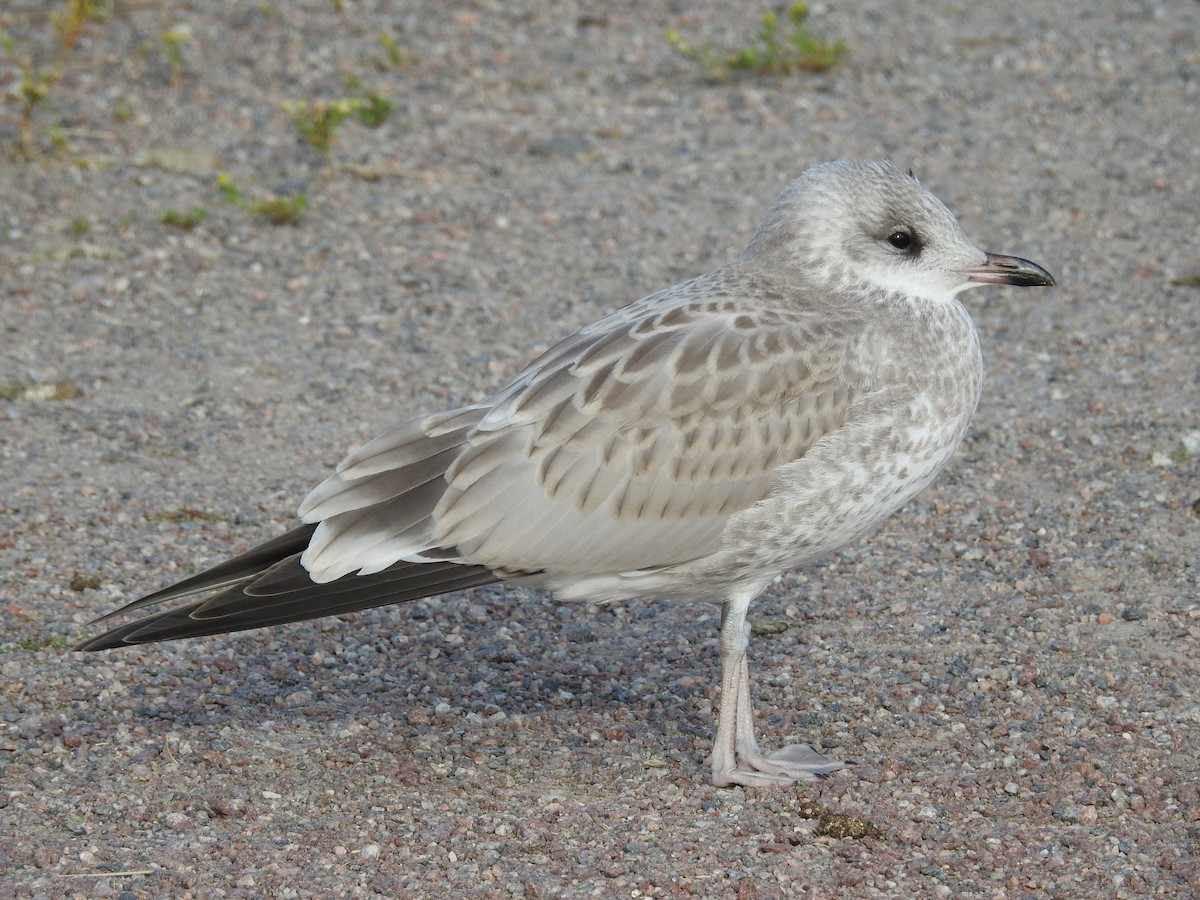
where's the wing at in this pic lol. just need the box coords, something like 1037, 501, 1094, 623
298, 269, 875, 583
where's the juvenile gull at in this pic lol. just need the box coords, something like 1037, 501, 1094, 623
77, 160, 1054, 787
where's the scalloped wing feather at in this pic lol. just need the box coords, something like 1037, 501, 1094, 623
297, 268, 874, 582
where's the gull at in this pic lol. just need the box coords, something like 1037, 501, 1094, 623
76, 160, 1055, 787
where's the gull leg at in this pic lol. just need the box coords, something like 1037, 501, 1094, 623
711, 599, 761, 785
711, 590, 846, 787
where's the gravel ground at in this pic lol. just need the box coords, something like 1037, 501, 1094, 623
2, 0, 1198, 896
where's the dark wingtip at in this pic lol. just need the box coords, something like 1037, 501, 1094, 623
73, 631, 132, 652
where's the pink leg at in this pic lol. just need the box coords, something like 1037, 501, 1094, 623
710, 591, 846, 787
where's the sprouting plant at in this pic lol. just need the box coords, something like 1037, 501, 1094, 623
5, 1, 120, 157
162, 27, 190, 85
254, 193, 308, 225
378, 31, 409, 68
355, 91, 392, 128
16, 64, 55, 156
282, 93, 392, 158
0, 634, 72, 654
282, 98, 354, 157
46, 122, 70, 154
160, 207, 209, 230
666, 3, 847, 81
217, 172, 245, 204
69, 572, 101, 591
71, 216, 91, 236
52, 0, 111, 52
218, 173, 307, 225
4, 33, 45, 152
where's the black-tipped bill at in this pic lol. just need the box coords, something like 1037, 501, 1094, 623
963, 253, 1056, 287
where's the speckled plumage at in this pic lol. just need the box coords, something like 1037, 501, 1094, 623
77, 160, 1054, 787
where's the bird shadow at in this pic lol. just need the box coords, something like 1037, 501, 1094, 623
77, 588, 722, 743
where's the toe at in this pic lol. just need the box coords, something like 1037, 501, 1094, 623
768, 743, 847, 775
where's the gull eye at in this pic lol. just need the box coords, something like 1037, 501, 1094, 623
887, 230, 913, 251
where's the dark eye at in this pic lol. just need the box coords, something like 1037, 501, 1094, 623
887, 230, 913, 251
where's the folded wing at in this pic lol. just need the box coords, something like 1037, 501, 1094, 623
301, 272, 873, 582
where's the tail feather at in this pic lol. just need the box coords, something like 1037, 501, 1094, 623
89, 525, 319, 623
74, 527, 500, 651
189, 556, 493, 621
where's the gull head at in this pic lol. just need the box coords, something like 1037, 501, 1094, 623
744, 159, 1055, 303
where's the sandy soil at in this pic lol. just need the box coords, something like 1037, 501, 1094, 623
2, 0, 1198, 896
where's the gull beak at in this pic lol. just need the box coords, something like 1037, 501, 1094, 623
963, 252, 1056, 287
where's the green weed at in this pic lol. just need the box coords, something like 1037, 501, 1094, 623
160, 207, 209, 230
4, 2, 118, 156
355, 91, 392, 128
283, 98, 354, 157
3, 36, 58, 158
162, 28, 190, 85
45, 122, 70, 155
377, 32, 409, 68
69, 572, 101, 591
283, 92, 392, 158
218, 173, 308, 225
0, 635, 72, 654
666, 3, 847, 81
52, 0, 110, 52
